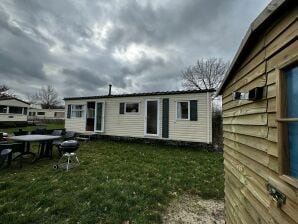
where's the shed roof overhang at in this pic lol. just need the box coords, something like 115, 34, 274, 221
216, 0, 292, 96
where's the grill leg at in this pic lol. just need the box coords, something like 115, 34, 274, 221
75, 156, 79, 164
57, 154, 65, 165
66, 156, 70, 172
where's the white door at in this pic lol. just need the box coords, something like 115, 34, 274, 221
145, 100, 159, 136
94, 102, 104, 132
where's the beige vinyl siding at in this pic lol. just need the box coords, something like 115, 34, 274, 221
64, 100, 86, 132
168, 93, 211, 143
64, 92, 212, 143
222, 5, 298, 224
104, 97, 147, 138
0, 114, 27, 122
28, 109, 65, 119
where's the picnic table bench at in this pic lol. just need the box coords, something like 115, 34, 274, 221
76, 132, 98, 141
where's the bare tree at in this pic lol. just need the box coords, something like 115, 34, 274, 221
182, 58, 229, 90
33, 85, 60, 109
182, 58, 228, 149
0, 85, 9, 93
26, 93, 38, 105
0, 85, 15, 98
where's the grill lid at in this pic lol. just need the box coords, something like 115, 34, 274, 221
60, 140, 79, 148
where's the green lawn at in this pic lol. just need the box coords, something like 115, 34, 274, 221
0, 140, 224, 223
0, 123, 65, 135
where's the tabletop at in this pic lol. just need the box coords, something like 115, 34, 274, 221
8, 135, 61, 142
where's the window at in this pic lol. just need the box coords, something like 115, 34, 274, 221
54, 112, 64, 118
71, 105, 84, 118
23, 107, 28, 115
9, 106, 23, 114
0, 105, 7, 113
87, 102, 95, 118
125, 103, 139, 113
37, 112, 45, 115
276, 57, 298, 186
177, 101, 189, 120
29, 112, 36, 116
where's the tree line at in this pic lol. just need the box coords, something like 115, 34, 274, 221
2, 57, 228, 109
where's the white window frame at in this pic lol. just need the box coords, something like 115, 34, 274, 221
276, 55, 298, 188
71, 104, 85, 118
94, 101, 105, 133
176, 101, 190, 120
125, 102, 140, 114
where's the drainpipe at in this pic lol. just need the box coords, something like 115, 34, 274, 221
207, 91, 211, 144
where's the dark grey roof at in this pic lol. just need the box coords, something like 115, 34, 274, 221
216, 0, 291, 96
0, 96, 30, 105
64, 89, 215, 101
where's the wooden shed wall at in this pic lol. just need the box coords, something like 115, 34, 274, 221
222, 6, 298, 224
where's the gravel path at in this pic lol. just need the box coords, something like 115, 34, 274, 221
162, 194, 224, 224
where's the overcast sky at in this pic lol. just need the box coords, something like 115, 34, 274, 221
0, 0, 270, 101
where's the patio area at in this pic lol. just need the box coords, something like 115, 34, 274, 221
0, 140, 224, 223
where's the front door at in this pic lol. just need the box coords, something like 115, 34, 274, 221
95, 102, 104, 132
86, 102, 95, 131
145, 100, 159, 136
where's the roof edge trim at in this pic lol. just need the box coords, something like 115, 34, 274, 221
216, 0, 287, 96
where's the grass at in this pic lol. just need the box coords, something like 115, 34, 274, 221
0, 140, 224, 223
0, 123, 65, 135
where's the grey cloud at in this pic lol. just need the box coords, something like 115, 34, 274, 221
0, 30, 50, 83
0, 0, 271, 101
106, 0, 232, 48
120, 56, 166, 77
62, 68, 107, 89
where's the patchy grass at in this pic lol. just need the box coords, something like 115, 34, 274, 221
0, 140, 224, 223
0, 123, 64, 135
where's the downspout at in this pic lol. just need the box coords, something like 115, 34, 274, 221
207, 92, 210, 144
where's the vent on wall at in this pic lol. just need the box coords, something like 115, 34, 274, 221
232, 87, 264, 101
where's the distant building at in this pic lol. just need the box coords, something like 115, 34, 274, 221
28, 108, 65, 120
0, 96, 29, 125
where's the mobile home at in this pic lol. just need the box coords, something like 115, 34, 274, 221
217, 0, 297, 223
28, 108, 65, 120
64, 90, 213, 144
0, 97, 29, 125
